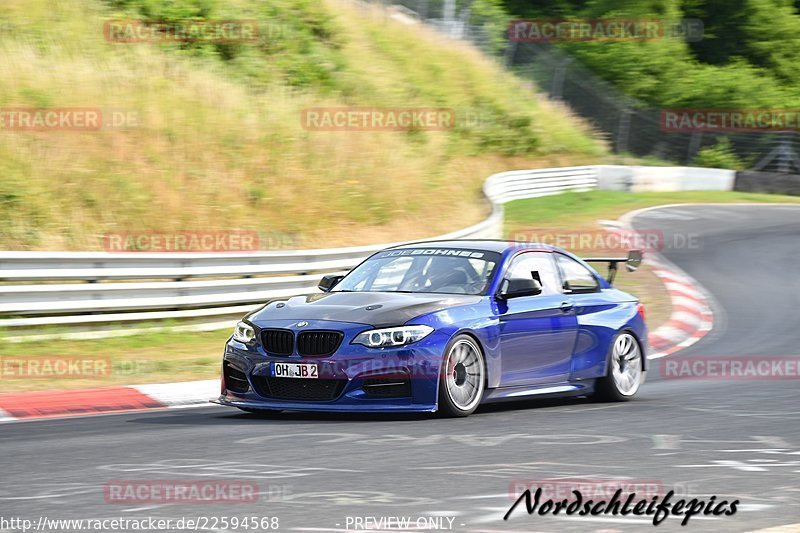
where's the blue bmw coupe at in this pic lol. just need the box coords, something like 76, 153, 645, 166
214, 240, 647, 417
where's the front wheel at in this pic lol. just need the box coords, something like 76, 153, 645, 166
438, 335, 486, 417
595, 332, 645, 401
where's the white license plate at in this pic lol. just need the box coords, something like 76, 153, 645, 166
271, 362, 318, 379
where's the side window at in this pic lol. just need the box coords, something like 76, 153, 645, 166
504, 252, 560, 295
555, 254, 600, 292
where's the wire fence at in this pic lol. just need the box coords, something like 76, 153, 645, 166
378, 0, 800, 173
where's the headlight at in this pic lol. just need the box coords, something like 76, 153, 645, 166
352, 325, 434, 348
232, 321, 256, 343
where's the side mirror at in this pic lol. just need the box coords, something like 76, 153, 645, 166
318, 274, 345, 292
497, 277, 542, 299
626, 249, 643, 272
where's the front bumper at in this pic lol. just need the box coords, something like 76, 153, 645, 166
211, 397, 436, 413
216, 320, 448, 413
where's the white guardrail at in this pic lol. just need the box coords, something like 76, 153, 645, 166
0, 165, 734, 333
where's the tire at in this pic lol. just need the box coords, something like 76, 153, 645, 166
437, 334, 486, 417
595, 331, 645, 401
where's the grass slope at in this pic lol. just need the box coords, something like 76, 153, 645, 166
0, 0, 603, 250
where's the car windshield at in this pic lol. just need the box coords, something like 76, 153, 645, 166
332, 248, 500, 295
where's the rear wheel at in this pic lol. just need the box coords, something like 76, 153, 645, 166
438, 335, 486, 417
595, 332, 645, 401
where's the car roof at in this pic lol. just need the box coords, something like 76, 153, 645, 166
386, 239, 558, 254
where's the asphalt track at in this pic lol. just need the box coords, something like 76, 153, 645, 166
1, 205, 799, 533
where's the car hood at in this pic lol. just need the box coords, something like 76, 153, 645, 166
247, 291, 481, 328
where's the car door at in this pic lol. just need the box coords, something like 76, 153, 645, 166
495, 252, 579, 387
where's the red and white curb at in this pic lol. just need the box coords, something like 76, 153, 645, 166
643, 255, 714, 358
0, 380, 218, 422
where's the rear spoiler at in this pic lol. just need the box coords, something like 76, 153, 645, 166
583, 250, 643, 284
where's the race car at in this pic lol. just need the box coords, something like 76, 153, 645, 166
213, 240, 647, 417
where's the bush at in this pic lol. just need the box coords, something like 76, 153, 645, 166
693, 138, 745, 170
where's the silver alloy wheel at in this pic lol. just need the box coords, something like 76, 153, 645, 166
611, 333, 643, 396
444, 338, 485, 412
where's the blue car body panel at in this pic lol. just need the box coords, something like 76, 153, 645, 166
213, 241, 648, 413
